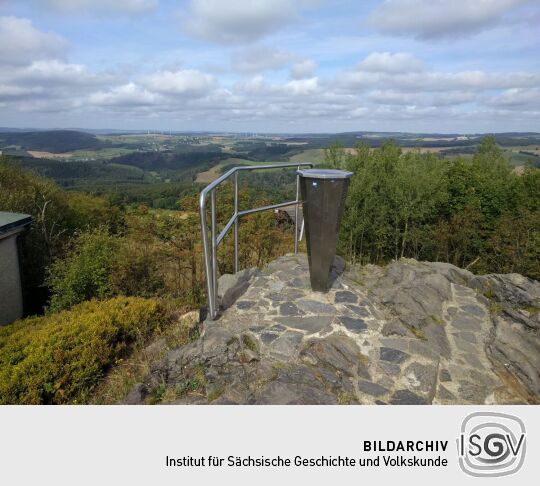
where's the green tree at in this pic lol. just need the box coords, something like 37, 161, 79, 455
47, 229, 120, 312
324, 140, 346, 169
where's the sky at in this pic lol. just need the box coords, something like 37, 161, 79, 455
0, 0, 539, 133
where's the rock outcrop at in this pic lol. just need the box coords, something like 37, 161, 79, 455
125, 254, 540, 405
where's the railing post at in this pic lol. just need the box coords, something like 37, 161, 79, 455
234, 171, 239, 273
294, 166, 300, 254
210, 188, 218, 318
199, 192, 213, 320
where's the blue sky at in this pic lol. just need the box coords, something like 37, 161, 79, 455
0, 0, 539, 132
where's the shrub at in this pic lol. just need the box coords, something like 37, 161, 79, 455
46, 229, 120, 312
0, 297, 168, 404
0, 158, 124, 313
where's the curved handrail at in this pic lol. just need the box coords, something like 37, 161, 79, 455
199, 162, 313, 319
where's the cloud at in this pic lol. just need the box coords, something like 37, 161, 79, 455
490, 88, 540, 109
285, 77, 319, 95
39, 0, 158, 15
89, 83, 162, 107
0, 16, 68, 65
142, 69, 215, 96
232, 46, 295, 73
367, 89, 475, 106
337, 57, 540, 93
290, 59, 317, 79
367, 0, 531, 39
181, 0, 297, 44
358, 52, 424, 73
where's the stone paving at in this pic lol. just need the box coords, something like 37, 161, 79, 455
125, 253, 540, 405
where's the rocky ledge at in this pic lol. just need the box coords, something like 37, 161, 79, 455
125, 254, 540, 405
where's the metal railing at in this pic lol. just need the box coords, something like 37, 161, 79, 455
199, 162, 313, 320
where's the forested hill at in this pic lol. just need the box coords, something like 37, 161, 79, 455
0, 130, 105, 153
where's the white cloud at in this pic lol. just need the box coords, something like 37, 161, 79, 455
490, 88, 540, 108
285, 77, 319, 95
40, 0, 158, 15
0, 16, 68, 65
367, 89, 475, 106
181, 0, 297, 44
290, 59, 317, 79
368, 0, 531, 39
0, 84, 44, 101
89, 83, 162, 107
233, 46, 295, 73
142, 69, 215, 96
358, 52, 424, 73
338, 62, 540, 93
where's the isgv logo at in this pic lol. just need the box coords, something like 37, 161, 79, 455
457, 412, 526, 477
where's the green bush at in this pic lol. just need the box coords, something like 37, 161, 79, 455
0, 157, 124, 313
0, 297, 168, 404
47, 229, 120, 312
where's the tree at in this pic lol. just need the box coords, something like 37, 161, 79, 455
324, 140, 346, 169
47, 229, 120, 312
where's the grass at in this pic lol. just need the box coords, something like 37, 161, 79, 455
90, 310, 199, 404
489, 303, 504, 314
288, 148, 325, 165
174, 365, 207, 399
407, 324, 428, 340
242, 334, 258, 352
337, 391, 357, 404
520, 305, 539, 315
195, 157, 289, 183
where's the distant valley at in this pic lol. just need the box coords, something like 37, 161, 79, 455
1, 129, 539, 209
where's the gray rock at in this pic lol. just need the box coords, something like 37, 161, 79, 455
237, 349, 259, 363
296, 299, 335, 314
358, 380, 389, 397
269, 331, 304, 358
459, 331, 477, 344
489, 311, 540, 396
125, 253, 540, 405
470, 273, 540, 308
451, 314, 483, 331
381, 320, 409, 337
335, 291, 358, 304
345, 304, 371, 317
291, 277, 311, 289
256, 381, 338, 405
463, 353, 483, 368
458, 381, 488, 403
439, 369, 452, 382
300, 334, 367, 377
279, 302, 304, 316
377, 361, 402, 377
462, 304, 486, 317
260, 332, 279, 345
218, 268, 260, 310
408, 339, 439, 361
437, 385, 455, 401
390, 389, 428, 405
339, 316, 368, 333
237, 300, 256, 310
122, 384, 145, 405
380, 347, 409, 363
402, 362, 438, 396
275, 315, 333, 333
333, 255, 346, 275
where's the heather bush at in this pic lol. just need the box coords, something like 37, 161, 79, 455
0, 297, 168, 404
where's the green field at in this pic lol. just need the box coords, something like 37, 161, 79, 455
288, 148, 325, 165
195, 157, 291, 183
